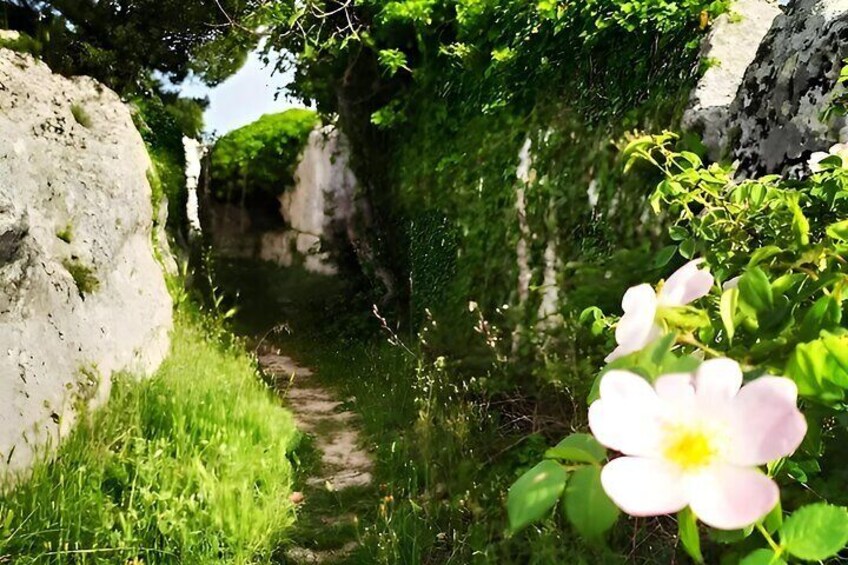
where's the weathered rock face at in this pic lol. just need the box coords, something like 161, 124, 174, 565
688, 0, 848, 175
728, 0, 848, 177
206, 125, 358, 275
0, 49, 173, 478
682, 0, 782, 159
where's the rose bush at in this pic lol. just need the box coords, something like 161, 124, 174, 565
507, 131, 848, 562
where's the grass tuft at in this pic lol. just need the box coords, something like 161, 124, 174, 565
0, 305, 301, 564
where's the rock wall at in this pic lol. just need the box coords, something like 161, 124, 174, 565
206, 125, 358, 275
686, 0, 848, 176
728, 0, 848, 177
0, 49, 173, 478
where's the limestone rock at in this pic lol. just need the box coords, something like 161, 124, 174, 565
205, 125, 358, 276
275, 126, 357, 275
0, 49, 172, 478
726, 0, 848, 176
683, 0, 782, 159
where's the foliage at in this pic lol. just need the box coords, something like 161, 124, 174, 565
209, 109, 319, 201
212, 260, 623, 563
511, 133, 848, 561
133, 91, 207, 233
0, 304, 300, 564
2, 0, 262, 94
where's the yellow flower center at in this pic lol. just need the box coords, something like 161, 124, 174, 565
663, 426, 716, 471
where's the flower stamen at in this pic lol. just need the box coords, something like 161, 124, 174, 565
663, 426, 715, 471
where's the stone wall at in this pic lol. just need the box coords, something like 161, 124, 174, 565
0, 48, 173, 478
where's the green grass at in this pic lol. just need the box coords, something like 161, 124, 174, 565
212, 259, 626, 564
0, 305, 301, 564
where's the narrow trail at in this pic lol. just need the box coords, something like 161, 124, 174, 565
257, 346, 374, 564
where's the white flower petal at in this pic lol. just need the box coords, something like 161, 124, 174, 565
589, 371, 663, 456
687, 465, 779, 530
601, 457, 688, 517
695, 358, 743, 405
609, 284, 660, 362
655, 373, 695, 403
726, 377, 807, 466
658, 260, 714, 306
621, 283, 658, 314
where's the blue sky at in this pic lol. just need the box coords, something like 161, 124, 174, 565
172, 47, 308, 136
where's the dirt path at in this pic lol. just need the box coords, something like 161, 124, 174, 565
258, 348, 374, 563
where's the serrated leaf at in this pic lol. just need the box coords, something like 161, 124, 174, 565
507, 460, 568, 533
545, 433, 606, 464
780, 503, 848, 561
564, 466, 619, 542
799, 296, 841, 341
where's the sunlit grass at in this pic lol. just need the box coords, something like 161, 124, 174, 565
0, 305, 300, 564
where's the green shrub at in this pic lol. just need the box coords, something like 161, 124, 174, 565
0, 306, 300, 564
210, 109, 320, 201
132, 93, 206, 233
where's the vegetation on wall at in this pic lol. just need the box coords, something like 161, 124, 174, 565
209, 108, 320, 202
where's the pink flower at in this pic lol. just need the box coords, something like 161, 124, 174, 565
588, 359, 807, 530
606, 260, 714, 362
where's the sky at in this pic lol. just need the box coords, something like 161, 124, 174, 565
171, 47, 307, 137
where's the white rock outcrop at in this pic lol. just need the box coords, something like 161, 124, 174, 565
207, 125, 358, 275
0, 49, 172, 478
727, 0, 848, 176
264, 126, 357, 275
682, 0, 782, 158
688, 0, 848, 175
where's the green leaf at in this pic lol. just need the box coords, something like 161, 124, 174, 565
826, 219, 848, 241
748, 245, 783, 267
709, 524, 754, 544
679, 238, 696, 259
669, 226, 688, 241
660, 306, 710, 330
764, 500, 783, 534
799, 296, 842, 341
720, 287, 739, 342
740, 548, 786, 565
545, 433, 607, 464
507, 460, 568, 533
780, 503, 848, 561
652, 245, 677, 269
739, 267, 773, 313
678, 507, 703, 563
564, 466, 619, 542
786, 337, 848, 401
788, 196, 810, 247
